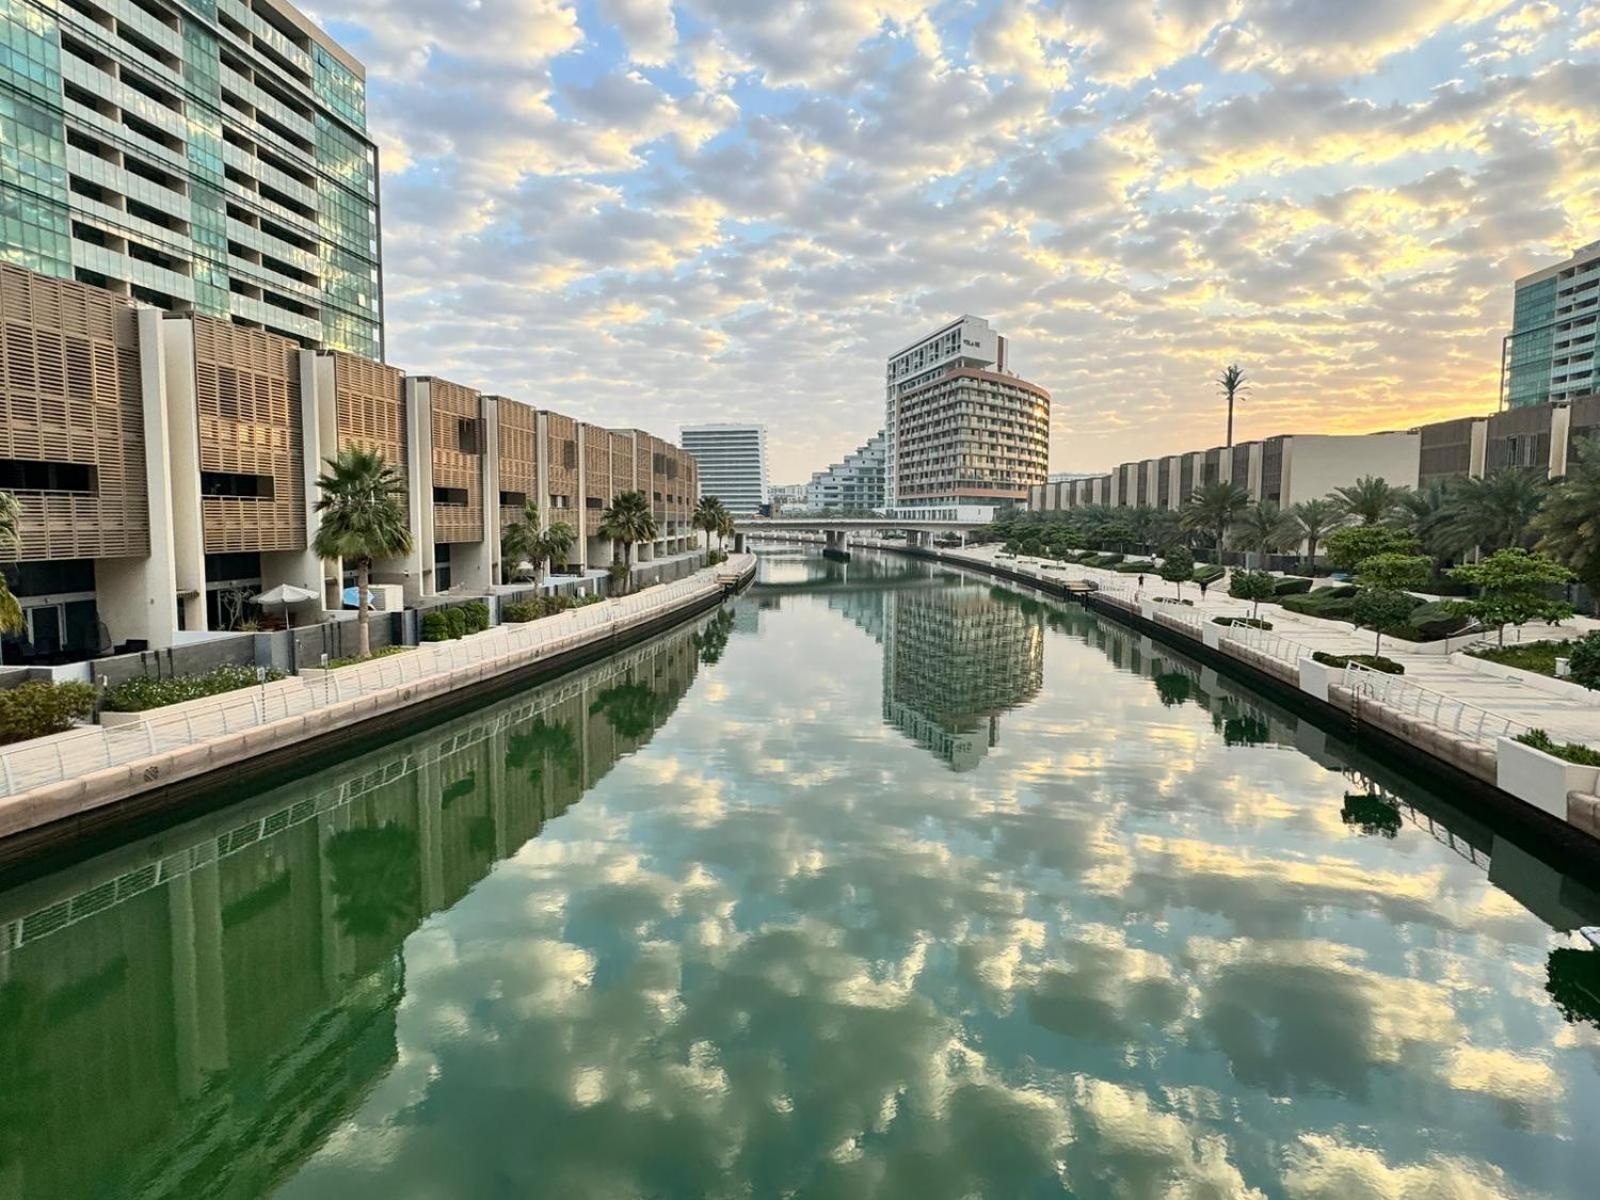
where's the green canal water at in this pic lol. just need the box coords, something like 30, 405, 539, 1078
1, 548, 1598, 1199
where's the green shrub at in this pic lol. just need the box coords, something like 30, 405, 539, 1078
1515, 728, 1600, 766
501, 599, 545, 623
1311, 650, 1405, 675
1405, 600, 1474, 641
1192, 564, 1224, 585
324, 646, 410, 670
1567, 632, 1600, 691
1468, 640, 1562, 677
461, 601, 490, 633
1116, 560, 1153, 574
1273, 577, 1312, 596
102, 664, 284, 713
421, 610, 452, 641
1282, 590, 1359, 620
445, 607, 467, 638
1214, 616, 1273, 630
0, 680, 96, 744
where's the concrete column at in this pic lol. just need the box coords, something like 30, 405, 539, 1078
417, 749, 444, 913
400, 379, 436, 602
1549, 404, 1572, 479
1247, 443, 1264, 500
169, 862, 228, 1097
95, 308, 182, 648
309, 354, 343, 609
1469, 417, 1489, 480
482, 394, 502, 585
161, 315, 207, 631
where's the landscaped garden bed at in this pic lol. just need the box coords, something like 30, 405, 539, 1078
0, 680, 96, 745
102, 664, 286, 714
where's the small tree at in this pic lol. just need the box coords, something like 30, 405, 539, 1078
1353, 553, 1430, 656
313, 448, 411, 661
1159, 546, 1194, 597
1326, 525, 1420, 574
1447, 549, 1574, 645
1230, 569, 1276, 620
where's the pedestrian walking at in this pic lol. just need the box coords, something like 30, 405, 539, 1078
1138, 573, 1145, 590
1199, 579, 1208, 599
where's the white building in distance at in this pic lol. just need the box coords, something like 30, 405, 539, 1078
804, 431, 887, 512
680, 423, 769, 515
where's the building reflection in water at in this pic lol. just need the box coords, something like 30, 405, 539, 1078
0, 614, 709, 1200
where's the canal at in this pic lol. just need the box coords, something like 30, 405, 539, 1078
0, 548, 1597, 1199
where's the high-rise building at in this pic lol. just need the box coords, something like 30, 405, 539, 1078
0, 0, 383, 359
803, 430, 885, 512
1503, 240, 1600, 409
884, 316, 1049, 516
680, 423, 768, 514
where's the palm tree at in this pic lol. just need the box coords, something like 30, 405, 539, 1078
1290, 497, 1344, 573
1331, 475, 1408, 525
1230, 501, 1299, 564
0, 491, 24, 641
1218, 363, 1247, 447
716, 511, 736, 552
1437, 469, 1547, 555
1397, 478, 1455, 559
543, 519, 575, 574
693, 496, 727, 550
600, 490, 658, 585
1533, 437, 1600, 610
1180, 480, 1251, 563
313, 447, 411, 660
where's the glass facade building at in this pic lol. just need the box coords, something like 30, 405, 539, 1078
1503, 241, 1600, 410
0, 0, 382, 359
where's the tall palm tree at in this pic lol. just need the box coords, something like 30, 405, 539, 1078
543, 519, 575, 574
600, 490, 658, 583
716, 511, 736, 552
693, 495, 729, 550
1180, 480, 1251, 563
1289, 497, 1344, 572
1230, 501, 1299, 563
1218, 363, 1247, 448
0, 491, 23, 641
313, 447, 411, 660
1533, 437, 1600, 610
1437, 468, 1547, 555
1397, 478, 1455, 559
1331, 475, 1408, 526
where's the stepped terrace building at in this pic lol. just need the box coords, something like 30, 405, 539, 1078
0, 264, 697, 662
803, 430, 886, 512
885, 316, 1049, 517
0, 0, 383, 358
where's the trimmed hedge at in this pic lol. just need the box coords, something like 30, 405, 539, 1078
1516, 728, 1600, 766
325, 646, 410, 670
1192, 564, 1224, 585
502, 593, 602, 623
0, 680, 96, 744
1273, 577, 1313, 596
103, 664, 285, 713
1312, 650, 1405, 675
1214, 616, 1273, 630
422, 600, 493, 641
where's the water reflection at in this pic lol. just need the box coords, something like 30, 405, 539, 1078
0, 550, 1596, 1199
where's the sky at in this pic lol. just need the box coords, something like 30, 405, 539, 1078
301, 0, 1600, 484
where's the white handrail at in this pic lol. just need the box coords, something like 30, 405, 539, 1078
1341, 661, 1529, 748
0, 556, 750, 799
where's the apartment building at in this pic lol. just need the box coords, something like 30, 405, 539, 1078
0, 264, 697, 662
0, 0, 382, 358
680, 422, 767, 514
885, 316, 1049, 515
1504, 240, 1600, 409
803, 429, 885, 512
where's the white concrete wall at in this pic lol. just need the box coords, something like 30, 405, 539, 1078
1281, 432, 1422, 507
397, 377, 435, 601
160, 317, 207, 632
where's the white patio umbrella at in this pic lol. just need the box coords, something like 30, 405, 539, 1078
252, 583, 320, 629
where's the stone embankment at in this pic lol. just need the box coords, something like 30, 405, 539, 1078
0, 555, 756, 861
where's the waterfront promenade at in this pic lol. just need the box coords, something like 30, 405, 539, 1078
0, 554, 756, 855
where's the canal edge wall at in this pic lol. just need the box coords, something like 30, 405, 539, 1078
798, 537, 1600, 869
0, 558, 757, 869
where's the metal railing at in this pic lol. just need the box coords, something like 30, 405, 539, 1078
1341, 661, 1529, 748
0, 560, 750, 800
1218, 621, 1314, 666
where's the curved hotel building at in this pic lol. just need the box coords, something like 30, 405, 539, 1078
884, 316, 1049, 519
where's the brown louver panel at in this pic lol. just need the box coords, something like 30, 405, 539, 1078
610, 431, 632, 492
429, 378, 482, 545
0, 266, 149, 562
545, 410, 577, 507
333, 353, 407, 519
193, 316, 306, 554
581, 422, 611, 507
496, 397, 537, 531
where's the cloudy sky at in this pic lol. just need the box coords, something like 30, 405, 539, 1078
303, 0, 1600, 484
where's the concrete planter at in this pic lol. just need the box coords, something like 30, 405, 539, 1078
100, 676, 305, 727
298, 647, 420, 684
1201, 622, 1224, 650
1495, 735, 1600, 820
1452, 651, 1600, 706
1297, 657, 1339, 702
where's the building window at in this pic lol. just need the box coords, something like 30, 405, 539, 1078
433, 486, 468, 505
500, 490, 527, 508
457, 417, 482, 454
202, 471, 274, 498
0, 459, 96, 492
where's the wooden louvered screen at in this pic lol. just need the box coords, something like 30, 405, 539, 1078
581, 422, 610, 507
429, 378, 482, 545
193, 316, 305, 554
545, 411, 577, 508
610, 431, 633, 493
496, 397, 537, 530
0, 266, 149, 562
334, 353, 407, 518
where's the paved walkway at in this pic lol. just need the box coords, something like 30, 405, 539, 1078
941, 545, 1600, 748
